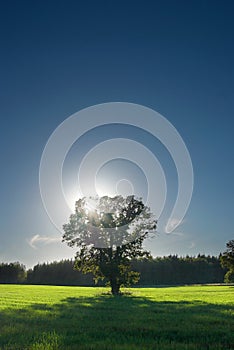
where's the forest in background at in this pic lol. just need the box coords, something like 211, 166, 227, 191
0, 255, 226, 286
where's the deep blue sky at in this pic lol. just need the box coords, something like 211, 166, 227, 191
0, 1, 233, 267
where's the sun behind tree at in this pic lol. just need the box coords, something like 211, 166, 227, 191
62, 195, 157, 295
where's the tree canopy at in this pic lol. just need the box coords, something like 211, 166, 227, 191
220, 240, 234, 282
63, 195, 157, 294
0, 262, 26, 283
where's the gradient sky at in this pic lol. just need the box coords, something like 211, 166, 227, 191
0, 1, 233, 268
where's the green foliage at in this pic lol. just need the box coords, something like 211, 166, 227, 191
0, 285, 233, 349
0, 262, 26, 283
224, 270, 234, 283
24, 255, 225, 286
220, 240, 234, 282
27, 260, 94, 286
63, 195, 156, 294
133, 254, 225, 285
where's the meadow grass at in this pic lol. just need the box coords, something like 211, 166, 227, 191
0, 284, 233, 349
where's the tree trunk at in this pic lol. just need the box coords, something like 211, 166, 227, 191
110, 278, 120, 295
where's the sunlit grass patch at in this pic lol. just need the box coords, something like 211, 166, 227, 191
0, 285, 233, 349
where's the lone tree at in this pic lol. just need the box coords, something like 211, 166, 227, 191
220, 240, 234, 283
63, 195, 157, 295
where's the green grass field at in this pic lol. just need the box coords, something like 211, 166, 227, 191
0, 285, 233, 350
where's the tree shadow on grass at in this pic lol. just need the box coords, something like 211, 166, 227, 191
0, 293, 233, 350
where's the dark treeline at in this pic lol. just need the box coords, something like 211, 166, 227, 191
27, 260, 94, 286
0, 262, 26, 283
0, 255, 226, 286
132, 255, 225, 285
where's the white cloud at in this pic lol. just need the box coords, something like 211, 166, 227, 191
27, 234, 61, 249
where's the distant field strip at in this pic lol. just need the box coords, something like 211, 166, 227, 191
0, 285, 233, 349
